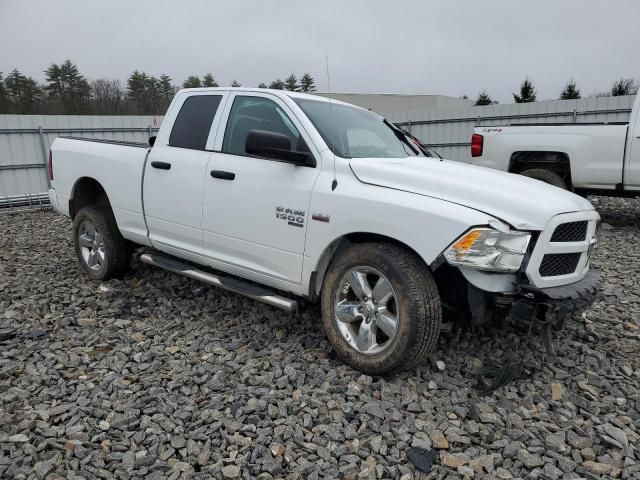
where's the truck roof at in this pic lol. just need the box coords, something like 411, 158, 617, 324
177, 87, 361, 109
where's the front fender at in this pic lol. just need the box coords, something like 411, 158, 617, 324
301, 168, 499, 296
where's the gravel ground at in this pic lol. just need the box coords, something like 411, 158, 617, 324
0, 196, 639, 480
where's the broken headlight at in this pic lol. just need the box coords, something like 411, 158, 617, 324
444, 228, 531, 273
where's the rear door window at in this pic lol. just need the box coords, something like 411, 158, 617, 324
169, 95, 222, 150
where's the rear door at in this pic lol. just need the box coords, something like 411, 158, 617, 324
144, 92, 227, 255
201, 92, 321, 290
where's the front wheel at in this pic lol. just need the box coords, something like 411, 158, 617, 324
321, 243, 441, 375
73, 206, 130, 281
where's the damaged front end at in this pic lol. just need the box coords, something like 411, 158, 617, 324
434, 243, 601, 355
507, 269, 601, 354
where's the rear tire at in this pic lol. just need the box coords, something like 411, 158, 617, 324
321, 243, 441, 375
520, 168, 567, 189
73, 206, 130, 281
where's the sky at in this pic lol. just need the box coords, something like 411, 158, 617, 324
1, 0, 639, 104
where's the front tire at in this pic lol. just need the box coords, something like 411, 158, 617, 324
73, 206, 130, 281
321, 243, 441, 375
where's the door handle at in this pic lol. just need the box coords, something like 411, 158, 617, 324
210, 170, 236, 180
151, 161, 171, 170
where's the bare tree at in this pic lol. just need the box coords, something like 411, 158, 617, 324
611, 78, 639, 96
91, 79, 125, 114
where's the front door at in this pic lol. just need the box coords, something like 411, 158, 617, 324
144, 92, 226, 255
202, 93, 321, 290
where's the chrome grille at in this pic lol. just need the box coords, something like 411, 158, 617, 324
539, 253, 582, 277
550, 221, 588, 242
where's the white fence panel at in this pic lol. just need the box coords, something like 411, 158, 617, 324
0, 115, 162, 200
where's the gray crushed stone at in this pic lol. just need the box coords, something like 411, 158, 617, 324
0, 196, 638, 479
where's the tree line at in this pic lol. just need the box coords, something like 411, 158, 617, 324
0, 60, 317, 115
472, 77, 639, 106
0, 60, 637, 114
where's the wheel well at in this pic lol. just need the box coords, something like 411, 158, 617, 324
310, 232, 428, 300
508, 151, 572, 186
69, 177, 112, 220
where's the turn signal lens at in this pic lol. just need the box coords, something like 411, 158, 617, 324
452, 230, 483, 253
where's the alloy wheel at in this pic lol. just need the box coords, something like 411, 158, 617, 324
334, 266, 399, 355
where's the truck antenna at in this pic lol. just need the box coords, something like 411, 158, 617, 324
326, 55, 338, 191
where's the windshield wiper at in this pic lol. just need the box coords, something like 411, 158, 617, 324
383, 120, 425, 157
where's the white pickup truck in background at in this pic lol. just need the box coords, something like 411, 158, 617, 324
470, 93, 640, 195
48, 88, 601, 375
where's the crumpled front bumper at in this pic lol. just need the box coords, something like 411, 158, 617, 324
508, 269, 602, 330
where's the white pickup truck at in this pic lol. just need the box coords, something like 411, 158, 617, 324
48, 88, 600, 375
470, 93, 640, 195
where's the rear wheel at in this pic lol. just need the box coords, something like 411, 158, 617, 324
73, 206, 130, 280
321, 243, 441, 375
520, 168, 567, 189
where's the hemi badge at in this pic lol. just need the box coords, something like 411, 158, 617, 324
312, 213, 330, 223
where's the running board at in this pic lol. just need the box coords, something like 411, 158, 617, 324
139, 253, 299, 313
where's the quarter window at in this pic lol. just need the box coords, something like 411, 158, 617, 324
169, 95, 222, 150
222, 96, 307, 156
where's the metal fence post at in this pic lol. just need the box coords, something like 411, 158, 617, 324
38, 126, 51, 189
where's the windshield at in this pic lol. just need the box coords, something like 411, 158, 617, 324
294, 98, 425, 159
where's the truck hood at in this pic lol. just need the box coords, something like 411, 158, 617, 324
349, 157, 594, 230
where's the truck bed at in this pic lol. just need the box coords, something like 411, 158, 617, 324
50, 136, 150, 245
473, 123, 629, 188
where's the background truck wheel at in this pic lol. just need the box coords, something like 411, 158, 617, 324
72, 206, 130, 281
321, 243, 441, 375
520, 168, 567, 189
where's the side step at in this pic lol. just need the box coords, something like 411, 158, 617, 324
139, 253, 299, 313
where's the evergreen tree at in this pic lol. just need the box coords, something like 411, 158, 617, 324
611, 78, 638, 96
126, 71, 172, 114
231, 79, 241, 87
474, 90, 494, 106
44, 63, 63, 99
44, 60, 91, 113
0, 72, 8, 112
5, 69, 42, 113
159, 74, 174, 111
269, 79, 285, 90
559, 80, 581, 100
257, 82, 268, 88
159, 75, 174, 98
183, 75, 202, 88
513, 78, 537, 103
299, 73, 316, 92
202, 73, 219, 87
147, 75, 163, 114
284, 73, 299, 92
127, 70, 148, 113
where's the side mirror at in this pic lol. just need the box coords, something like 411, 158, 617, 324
245, 129, 313, 166
149, 136, 156, 147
